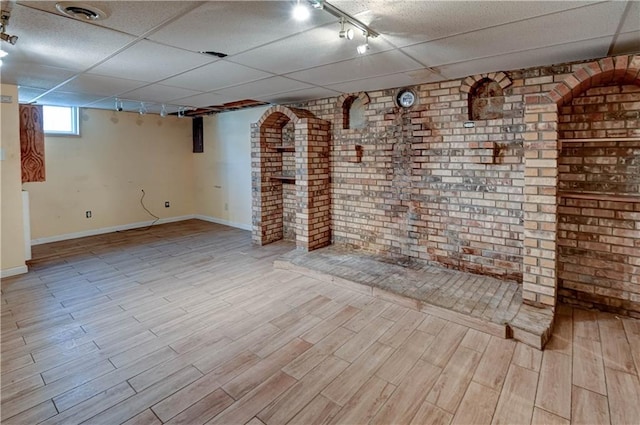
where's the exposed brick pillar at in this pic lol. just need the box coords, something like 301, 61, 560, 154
251, 123, 284, 245
522, 101, 559, 308
295, 118, 331, 251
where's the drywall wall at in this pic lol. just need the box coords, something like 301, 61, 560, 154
194, 106, 269, 229
0, 84, 27, 276
23, 108, 194, 241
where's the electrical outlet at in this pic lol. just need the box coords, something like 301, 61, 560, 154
165, 201, 170, 208
86, 210, 92, 218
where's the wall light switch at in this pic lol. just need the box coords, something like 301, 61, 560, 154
0, 95, 13, 104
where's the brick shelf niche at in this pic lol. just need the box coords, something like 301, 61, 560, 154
251, 105, 331, 252
557, 83, 640, 318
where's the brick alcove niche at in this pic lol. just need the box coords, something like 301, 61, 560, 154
251, 105, 331, 251
519, 55, 640, 342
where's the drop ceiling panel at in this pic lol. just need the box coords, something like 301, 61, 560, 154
230, 25, 394, 74
160, 61, 273, 92
609, 31, 640, 56
285, 49, 424, 86
17, 1, 202, 36
331, 0, 600, 48
263, 87, 342, 104
59, 74, 150, 97
148, 1, 335, 55
171, 92, 238, 109
436, 37, 613, 81
29, 91, 107, 107
326, 69, 443, 94
621, 1, 640, 32
121, 84, 202, 104
17, 87, 47, 104
401, 2, 627, 68
88, 40, 215, 82
8, 5, 136, 71
0, 63, 76, 90
216, 77, 314, 101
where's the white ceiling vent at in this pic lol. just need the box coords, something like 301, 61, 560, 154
55, 2, 108, 21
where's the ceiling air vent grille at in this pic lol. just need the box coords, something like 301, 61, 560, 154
55, 2, 108, 21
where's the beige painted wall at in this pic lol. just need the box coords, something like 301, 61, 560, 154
0, 84, 26, 274
23, 108, 194, 241
194, 106, 269, 229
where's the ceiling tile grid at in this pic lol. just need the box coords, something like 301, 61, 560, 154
2, 1, 637, 112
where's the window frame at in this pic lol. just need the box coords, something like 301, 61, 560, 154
42, 105, 81, 136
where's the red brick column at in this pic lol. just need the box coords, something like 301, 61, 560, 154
296, 118, 331, 251
522, 101, 559, 308
251, 122, 285, 245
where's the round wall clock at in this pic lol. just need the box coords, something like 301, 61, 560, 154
396, 89, 416, 108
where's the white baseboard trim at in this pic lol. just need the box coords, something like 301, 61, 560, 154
31, 215, 196, 246
194, 215, 251, 231
1, 265, 29, 278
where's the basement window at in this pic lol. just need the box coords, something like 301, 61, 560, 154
43, 105, 80, 135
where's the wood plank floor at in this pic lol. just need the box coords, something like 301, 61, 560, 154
2, 219, 639, 425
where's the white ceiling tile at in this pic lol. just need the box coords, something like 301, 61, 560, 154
326, 69, 443, 94
170, 92, 238, 109
17, 87, 47, 104
160, 61, 273, 92
121, 84, 202, 103
9, 4, 136, 70
262, 87, 342, 104
436, 37, 613, 81
216, 77, 313, 100
58, 74, 149, 97
88, 40, 214, 82
0, 62, 75, 90
609, 30, 640, 56
17, 1, 202, 36
402, 2, 627, 67
621, 1, 640, 33
148, 1, 335, 55
285, 50, 424, 86
230, 25, 395, 74
29, 91, 107, 107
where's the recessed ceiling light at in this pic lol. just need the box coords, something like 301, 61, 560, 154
55, 2, 108, 21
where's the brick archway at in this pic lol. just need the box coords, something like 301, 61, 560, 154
521, 54, 640, 310
251, 105, 332, 251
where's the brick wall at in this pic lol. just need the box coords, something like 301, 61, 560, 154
250, 55, 639, 314
281, 58, 639, 293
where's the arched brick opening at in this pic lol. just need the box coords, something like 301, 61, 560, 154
521, 54, 640, 315
336, 92, 370, 130
251, 105, 332, 251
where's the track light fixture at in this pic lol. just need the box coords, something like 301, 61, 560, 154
177, 107, 185, 118
138, 102, 147, 115
114, 98, 123, 112
1, 8, 18, 45
305, 0, 379, 38
0, 32, 17, 45
338, 17, 354, 40
357, 32, 369, 54
160, 104, 168, 117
